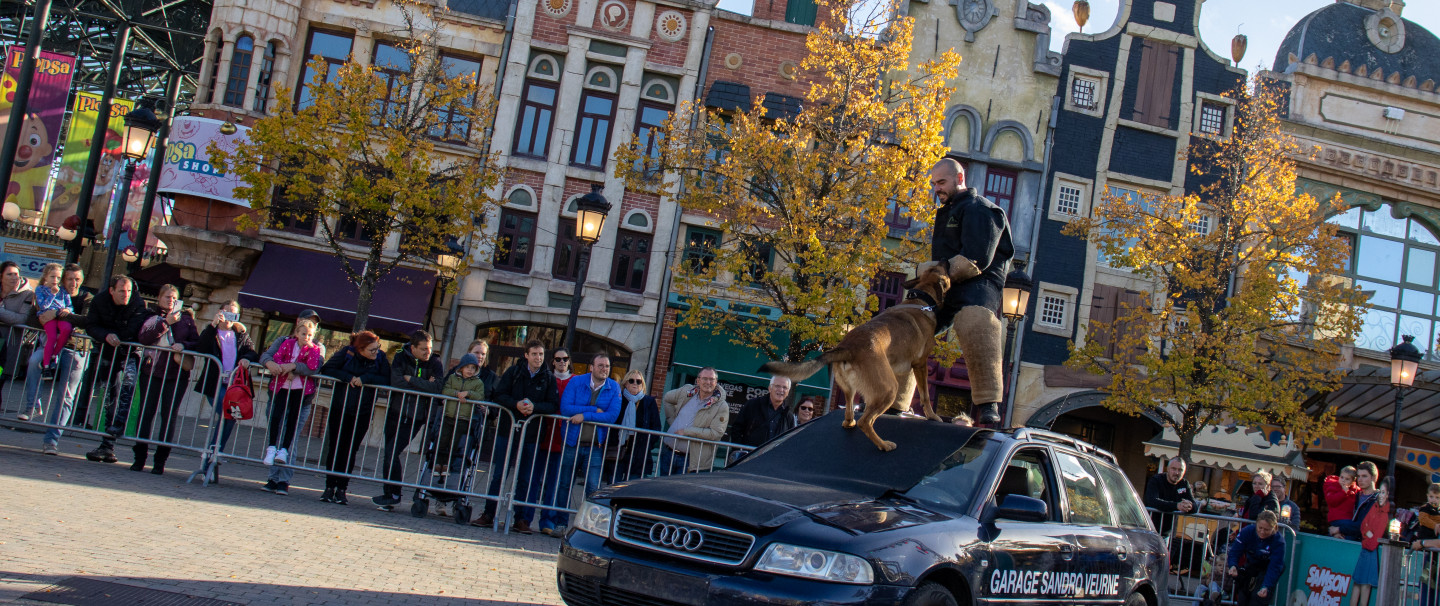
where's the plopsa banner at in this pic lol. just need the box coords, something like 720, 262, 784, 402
1290, 534, 1362, 606
156, 116, 251, 207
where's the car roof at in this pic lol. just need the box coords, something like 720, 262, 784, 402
1004, 427, 1119, 466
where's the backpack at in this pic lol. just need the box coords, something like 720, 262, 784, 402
221, 365, 255, 421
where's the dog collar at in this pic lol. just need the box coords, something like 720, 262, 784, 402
904, 289, 939, 310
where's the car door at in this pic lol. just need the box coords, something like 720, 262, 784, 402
980, 447, 1076, 605
1092, 456, 1168, 603
1053, 450, 1127, 605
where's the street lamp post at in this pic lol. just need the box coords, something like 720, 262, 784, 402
1387, 334, 1422, 499
100, 105, 161, 287
1000, 269, 1033, 426
562, 185, 611, 353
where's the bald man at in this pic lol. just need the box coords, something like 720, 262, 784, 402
928, 158, 1014, 426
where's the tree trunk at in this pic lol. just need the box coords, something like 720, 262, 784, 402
1176, 428, 1197, 463
353, 272, 376, 333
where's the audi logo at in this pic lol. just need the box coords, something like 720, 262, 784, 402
649, 522, 705, 552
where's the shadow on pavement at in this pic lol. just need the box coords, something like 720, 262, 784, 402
0, 434, 561, 562
2, 571, 559, 606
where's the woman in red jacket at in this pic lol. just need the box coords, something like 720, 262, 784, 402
1324, 466, 1360, 524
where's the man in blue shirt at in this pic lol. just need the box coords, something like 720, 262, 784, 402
1227, 510, 1286, 606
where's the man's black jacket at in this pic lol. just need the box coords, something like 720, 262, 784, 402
730, 395, 795, 447
390, 347, 445, 418
86, 291, 146, 362
931, 187, 1014, 313
492, 362, 559, 441
1144, 472, 1194, 535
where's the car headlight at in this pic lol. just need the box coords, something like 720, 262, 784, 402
573, 501, 612, 538
754, 543, 874, 584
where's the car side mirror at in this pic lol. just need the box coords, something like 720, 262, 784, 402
996, 494, 1048, 522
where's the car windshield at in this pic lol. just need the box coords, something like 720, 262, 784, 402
729, 414, 997, 504
899, 437, 1001, 513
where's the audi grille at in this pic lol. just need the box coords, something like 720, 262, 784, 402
612, 509, 756, 566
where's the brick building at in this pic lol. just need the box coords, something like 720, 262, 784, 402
643, 0, 815, 411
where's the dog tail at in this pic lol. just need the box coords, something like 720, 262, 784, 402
758, 350, 852, 382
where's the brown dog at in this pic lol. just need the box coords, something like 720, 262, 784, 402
759, 264, 950, 451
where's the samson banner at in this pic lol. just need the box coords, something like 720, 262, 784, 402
0, 47, 76, 216
156, 116, 251, 207
44, 93, 134, 230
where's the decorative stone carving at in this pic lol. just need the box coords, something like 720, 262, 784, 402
724, 53, 742, 70
655, 10, 686, 42
1366, 6, 1406, 54
597, 0, 629, 32
948, 0, 996, 42
541, 0, 571, 18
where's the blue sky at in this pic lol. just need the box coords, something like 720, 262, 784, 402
1043, 0, 1440, 72
714, 0, 1440, 75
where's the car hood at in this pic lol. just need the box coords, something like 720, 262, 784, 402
596, 472, 948, 533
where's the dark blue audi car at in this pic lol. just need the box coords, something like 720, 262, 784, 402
556, 414, 1167, 606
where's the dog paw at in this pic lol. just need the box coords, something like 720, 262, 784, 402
842, 420, 856, 429
879, 441, 897, 451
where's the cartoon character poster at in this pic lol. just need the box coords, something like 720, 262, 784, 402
44, 92, 134, 230
0, 47, 76, 216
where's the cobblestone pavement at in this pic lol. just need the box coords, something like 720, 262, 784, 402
0, 426, 566, 606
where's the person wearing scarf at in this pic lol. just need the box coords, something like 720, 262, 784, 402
659, 367, 728, 475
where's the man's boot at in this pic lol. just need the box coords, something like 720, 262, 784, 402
973, 402, 1001, 426
151, 446, 170, 475
86, 438, 118, 463
130, 444, 149, 471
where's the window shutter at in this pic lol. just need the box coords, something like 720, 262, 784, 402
1090, 285, 1120, 359
1152, 44, 1179, 127
1117, 289, 1149, 363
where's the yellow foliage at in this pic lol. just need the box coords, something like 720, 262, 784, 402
1061, 77, 1368, 457
615, 0, 960, 361
209, 2, 503, 331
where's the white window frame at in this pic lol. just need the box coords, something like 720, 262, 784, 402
1033, 282, 1078, 337
1064, 66, 1110, 118
1192, 92, 1235, 140
1049, 173, 1092, 223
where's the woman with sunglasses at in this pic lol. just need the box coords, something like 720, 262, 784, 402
614, 370, 662, 482
795, 396, 818, 424
533, 348, 574, 535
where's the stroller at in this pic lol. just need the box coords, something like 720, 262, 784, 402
410, 408, 487, 524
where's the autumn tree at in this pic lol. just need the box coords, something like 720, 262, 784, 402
212, 3, 502, 331
616, 0, 960, 362
1063, 77, 1367, 459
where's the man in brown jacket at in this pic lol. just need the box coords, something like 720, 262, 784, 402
660, 367, 728, 474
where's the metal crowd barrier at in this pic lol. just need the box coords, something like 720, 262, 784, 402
1402, 544, 1440, 606
1149, 508, 1300, 606
1, 324, 754, 535
0, 324, 227, 461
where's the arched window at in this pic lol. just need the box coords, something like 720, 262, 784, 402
571, 66, 619, 169
513, 54, 561, 158
223, 35, 254, 107
1329, 204, 1440, 358
253, 41, 277, 112
634, 78, 675, 179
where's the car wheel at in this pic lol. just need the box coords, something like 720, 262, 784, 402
1125, 592, 1149, 606
902, 582, 958, 606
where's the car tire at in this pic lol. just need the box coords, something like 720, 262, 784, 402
903, 582, 958, 606
1125, 592, 1149, 606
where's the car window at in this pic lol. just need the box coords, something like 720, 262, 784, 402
991, 448, 1058, 521
1056, 451, 1113, 526
901, 437, 1002, 513
1092, 457, 1151, 530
